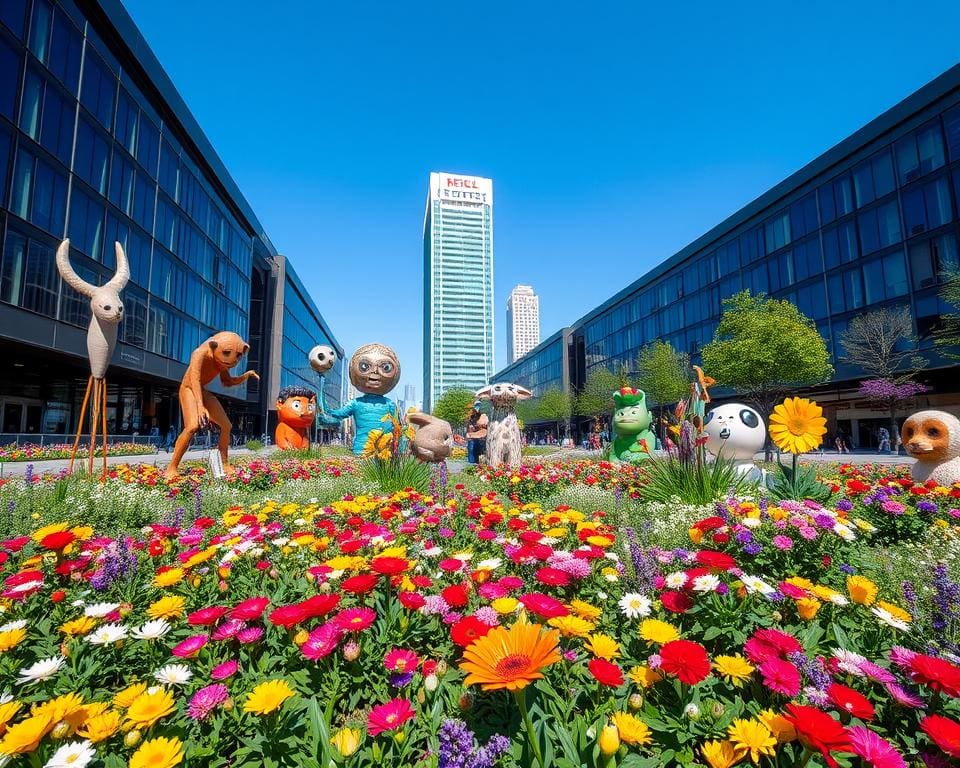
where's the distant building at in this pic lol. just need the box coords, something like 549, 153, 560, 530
422, 172, 494, 411
507, 285, 540, 363
404, 383, 416, 405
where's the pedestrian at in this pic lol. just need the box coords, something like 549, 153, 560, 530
834, 428, 849, 454
465, 401, 488, 465
877, 425, 891, 454
165, 425, 176, 452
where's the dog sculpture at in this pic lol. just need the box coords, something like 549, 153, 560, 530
475, 382, 531, 468
902, 410, 960, 486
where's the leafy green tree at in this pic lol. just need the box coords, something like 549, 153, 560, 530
701, 291, 834, 456
935, 269, 960, 360
839, 305, 926, 381
431, 387, 475, 430
574, 364, 633, 417
636, 340, 690, 442
535, 387, 573, 440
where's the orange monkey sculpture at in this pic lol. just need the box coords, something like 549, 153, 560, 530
164, 331, 258, 480
275, 386, 317, 450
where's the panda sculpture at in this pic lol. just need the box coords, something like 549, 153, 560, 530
703, 403, 766, 481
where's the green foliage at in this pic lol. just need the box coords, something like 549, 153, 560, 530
635, 340, 690, 408
245, 439, 264, 451
274, 446, 325, 461
360, 454, 432, 494
432, 387, 476, 429
574, 364, 633, 417
515, 398, 538, 426
701, 291, 834, 415
935, 268, 960, 360
768, 455, 833, 503
636, 453, 752, 505
534, 387, 572, 425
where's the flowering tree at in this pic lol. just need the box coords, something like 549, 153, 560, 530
857, 378, 929, 444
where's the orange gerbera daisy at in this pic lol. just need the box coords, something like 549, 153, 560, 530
459, 617, 561, 691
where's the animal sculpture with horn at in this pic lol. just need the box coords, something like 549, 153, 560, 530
56, 239, 129, 477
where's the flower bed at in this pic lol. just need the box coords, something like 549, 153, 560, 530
0, 471, 957, 768
0, 442, 157, 463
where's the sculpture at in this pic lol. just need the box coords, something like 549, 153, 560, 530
163, 332, 258, 480
902, 410, 960, 486
475, 382, 531, 468
318, 343, 401, 455
56, 239, 129, 476
607, 387, 656, 464
690, 365, 716, 431
408, 412, 454, 462
275, 386, 317, 450
703, 402, 765, 479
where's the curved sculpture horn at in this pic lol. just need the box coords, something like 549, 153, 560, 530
56, 239, 96, 298
107, 242, 130, 292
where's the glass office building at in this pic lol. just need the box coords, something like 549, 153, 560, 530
0, 0, 339, 439
493, 65, 960, 446
491, 328, 570, 422
423, 172, 494, 411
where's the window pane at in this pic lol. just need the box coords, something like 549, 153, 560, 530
30, 157, 67, 233
28, 0, 51, 63
46, 10, 82, 93
74, 116, 109, 194
67, 187, 104, 256
80, 52, 115, 129
872, 151, 895, 198
0, 125, 10, 207
19, 69, 41, 138
0, 35, 19, 120
115, 88, 138, 154
909, 241, 937, 289
882, 252, 908, 298
137, 116, 159, 176
22, 239, 58, 316
38, 81, 73, 165
0, 229, 26, 304
0, 0, 28, 38
924, 176, 953, 229
863, 259, 883, 304
946, 107, 960, 162
10, 149, 33, 219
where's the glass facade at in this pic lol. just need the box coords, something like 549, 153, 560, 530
492, 329, 568, 398
493, 70, 960, 401
423, 172, 494, 411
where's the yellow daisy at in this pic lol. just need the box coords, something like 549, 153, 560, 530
639, 619, 680, 644
583, 633, 620, 660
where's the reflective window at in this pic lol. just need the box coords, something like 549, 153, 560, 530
902, 176, 954, 237
822, 220, 858, 269
155, 196, 178, 252
768, 250, 794, 292
109, 150, 134, 213
120, 286, 147, 347
764, 210, 791, 253
80, 50, 115, 129
0, 0, 28, 38
946, 106, 960, 162
131, 172, 154, 231
0, 124, 10, 206
11, 147, 68, 233
158, 138, 179, 199
716, 240, 739, 274
895, 121, 946, 185
852, 150, 895, 207
22, 238, 58, 316
74, 115, 109, 194
67, 186, 104, 256
20, 68, 74, 165
819, 174, 854, 224
863, 252, 909, 304
59, 254, 98, 327
137, 115, 159, 176
739, 226, 764, 263
793, 237, 822, 281
857, 200, 901, 255
909, 233, 959, 290
104, 212, 151, 284
115, 88, 138, 154
790, 193, 818, 238
0, 229, 26, 304
29, 1, 81, 93
0, 35, 19, 119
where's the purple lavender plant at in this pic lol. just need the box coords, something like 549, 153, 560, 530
438, 719, 510, 768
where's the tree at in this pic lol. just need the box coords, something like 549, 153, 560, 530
635, 340, 690, 442
839, 306, 926, 381
535, 387, 573, 440
431, 387, 475, 430
701, 291, 834, 457
857, 379, 929, 449
574, 364, 633, 417
935, 269, 960, 360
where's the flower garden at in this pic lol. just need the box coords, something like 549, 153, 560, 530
0, 444, 157, 464
0, 408, 958, 768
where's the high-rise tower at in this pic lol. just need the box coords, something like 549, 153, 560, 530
507, 285, 540, 363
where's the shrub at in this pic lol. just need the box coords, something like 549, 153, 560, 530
244, 439, 264, 451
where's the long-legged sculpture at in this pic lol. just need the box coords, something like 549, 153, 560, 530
56, 239, 129, 478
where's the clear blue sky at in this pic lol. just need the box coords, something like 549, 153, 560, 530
123, 0, 960, 401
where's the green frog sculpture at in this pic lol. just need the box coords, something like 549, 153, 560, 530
607, 387, 656, 463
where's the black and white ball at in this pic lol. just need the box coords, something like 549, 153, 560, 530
703, 403, 765, 462
309, 345, 336, 374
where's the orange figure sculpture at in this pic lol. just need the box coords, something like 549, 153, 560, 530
164, 331, 258, 480
275, 386, 317, 450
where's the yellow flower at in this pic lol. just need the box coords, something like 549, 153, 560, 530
363, 429, 393, 460
877, 600, 912, 623
183, 547, 217, 569
768, 397, 827, 454
71, 525, 94, 540
584, 633, 621, 660
688, 527, 704, 545
0, 712, 52, 754
31, 522, 69, 542
712, 655, 755, 687
599, 724, 621, 756
611, 711, 652, 746
811, 585, 845, 604
847, 575, 878, 606
0, 627, 26, 652
129, 736, 184, 768
547, 615, 595, 638
0, 700, 22, 733
244, 680, 295, 716
146, 596, 186, 620
796, 597, 821, 620
77, 709, 121, 743
60, 616, 97, 637
628, 665, 662, 688
491, 597, 519, 615
786, 576, 814, 590
758, 709, 796, 743
728, 719, 776, 763
125, 689, 176, 729
32, 692, 85, 730
639, 619, 680, 644
701, 739, 739, 768
331, 727, 362, 757
113, 682, 149, 709
569, 599, 602, 620
152, 568, 184, 588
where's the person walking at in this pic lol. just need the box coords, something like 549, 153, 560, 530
164, 425, 176, 453
834, 428, 850, 454
877, 425, 891, 454
465, 401, 488, 465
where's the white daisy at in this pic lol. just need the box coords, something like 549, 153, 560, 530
825, 592, 849, 606
421, 546, 443, 557
83, 602, 120, 618
664, 572, 687, 589
740, 517, 762, 529
0, 620, 27, 632
741, 575, 775, 596
18, 655, 66, 684
618, 593, 652, 619
832, 648, 867, 676
604, 572, 619, 583
43, 740, 96, 768
271, 537, 290, 547
86, 623, 128, 645
475, 558, 502, 571
131, 619, 171, 641
7, 580, 43, 594
833, 524, 856, 542
692, 574, 721, 593
153, 663, 192, 685
871, 607, 911, 632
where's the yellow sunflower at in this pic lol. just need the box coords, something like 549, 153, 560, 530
547, 615, 595, 638
768, 397, 827, 454
362, 429, 393, 460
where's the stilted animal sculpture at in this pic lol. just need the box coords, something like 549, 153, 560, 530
902, 410, 960, 486
56, 239, 129, 477
475, 382, 531, 468
164, 332, 258, 480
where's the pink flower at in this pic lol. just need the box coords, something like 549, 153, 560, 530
187, 606, 229, 626
237, 626, 264, 644
302, 622, 343, 660
848, 726, 905, 768
172, 634, 208, 658
230, 597, 269, 621
384, 648, 419, 673
772, 535, 794, 550
885, 682, 925, 708
858, 660, 896, 685
211, 660, 239, 680
889, 646, 918, 669
367, 698, 415, 736
211, 619, 246, 641
759, 658, 801, 696
188, 684, 229, 721
333, 607, 376, 633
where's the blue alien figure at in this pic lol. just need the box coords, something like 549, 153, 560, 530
316, 342, 401, 455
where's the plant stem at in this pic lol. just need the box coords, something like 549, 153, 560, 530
797, 747, 814, 768
514, 687, 545, 768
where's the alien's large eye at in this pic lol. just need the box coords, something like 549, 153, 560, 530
380, 362, 394, 374
359, 360, 371, 373
103, 304, 111, 311
740, 409, 759, 428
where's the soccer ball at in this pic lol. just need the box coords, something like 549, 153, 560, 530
308, 345, 336, 374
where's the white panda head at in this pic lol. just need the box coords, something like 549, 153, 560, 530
703, 403, 765, 462
309, 345, 337, 374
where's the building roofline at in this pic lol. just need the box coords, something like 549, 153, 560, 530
569, 63, 960, 333
492, 327, 568, 380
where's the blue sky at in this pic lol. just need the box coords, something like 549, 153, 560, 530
123, 0, 960, 402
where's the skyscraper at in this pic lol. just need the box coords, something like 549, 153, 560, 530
507, 285, 541, 363
422, 172, 494, 411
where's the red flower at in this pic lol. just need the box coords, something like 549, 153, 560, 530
398, 592, 425, 610
921, 714, 960, 758
341, 574, 379, 594
299, 594, 341, 619
827, 683, 875, 720
659, 591, 693, 614
909, 654, 960, 698
659, 640, 710, 685
439, 558, 465, 573
759, 658, 801, 696
442, 584, 469, 608
450, 616, 492, 647
784, 704, 854, 768
51, 590, 66, 603
536, 567, 571, 587
147, 540, 165, 557
693, 516, 725, 532
187, 606, 229, 626
370, 557, 410, 575
230, 597, 270, 621
588, 658, 624, 687
694, 550, 736, 571
40, 530, 76, 551
268, 604, 309, 628
1, 537, 30, 552
519, 593, 568, 619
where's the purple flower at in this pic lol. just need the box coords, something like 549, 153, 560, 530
916, 500, 938, 514
735, 530, 754, 544
188, 684, 229, 720
813, 514, 836, 529
836, 499, 854, 512
857, 378, 929, 403
881, 500, 906, 516
840, 564, 855, 575
858, 659, 895, 684
798, 526, 818, 541
772, 535, 794, 551
438, 719, 510, 768
743, 542, 762, 556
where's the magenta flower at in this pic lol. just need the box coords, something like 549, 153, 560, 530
384, 648, 419, 673
848, 725, 906, 768
885, 681, 925, 708
211, 619, 246, 642
302, 622, 342, 660
172, 634, 208, 658
367, 698, 415, 736
772, 535, 794, 551
759, 658, 801, 696
211, 660, 239, 680
858, 659, 896, 684
236, 626, 264, 644
188, 684, 229, 721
